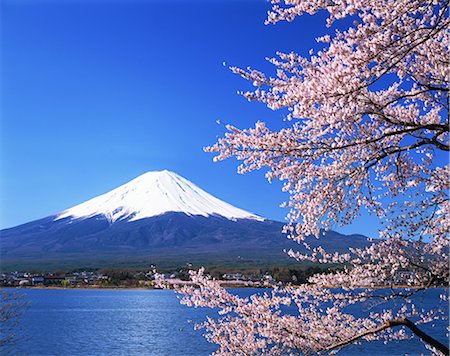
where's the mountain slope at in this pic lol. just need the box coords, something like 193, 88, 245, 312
0, 171, 371, 271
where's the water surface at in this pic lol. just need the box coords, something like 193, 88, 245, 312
4, 288, 448, 355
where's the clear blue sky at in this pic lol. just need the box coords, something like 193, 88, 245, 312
1, 0, 380, 237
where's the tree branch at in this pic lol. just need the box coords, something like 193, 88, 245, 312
325, 318, 449, 355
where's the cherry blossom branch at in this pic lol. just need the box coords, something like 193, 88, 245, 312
325, 318, 449, 355
186, 1, 449, 354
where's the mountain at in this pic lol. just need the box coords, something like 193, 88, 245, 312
56, 170, 264, 223
0, 170, 371, 271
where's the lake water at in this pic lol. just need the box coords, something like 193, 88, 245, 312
3, 288, 448, 355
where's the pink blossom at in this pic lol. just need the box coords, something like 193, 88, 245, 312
161, 0, 449, 354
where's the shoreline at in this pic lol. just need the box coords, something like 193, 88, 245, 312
2, 284, 446, 291
2, 285, 155, 291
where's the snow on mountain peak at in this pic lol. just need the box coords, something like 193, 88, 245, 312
56, 170, 264, 223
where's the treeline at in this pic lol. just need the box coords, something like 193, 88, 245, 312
206, 265, 331, 284
270, 266, 327, 284
93, 266, 332, 286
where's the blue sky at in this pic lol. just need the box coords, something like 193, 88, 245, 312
1, 0, 380, 237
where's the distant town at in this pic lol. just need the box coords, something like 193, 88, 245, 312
0, 269, 281, 288
0, 266, 427, 288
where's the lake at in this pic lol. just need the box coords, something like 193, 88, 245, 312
3, 288, 448, 355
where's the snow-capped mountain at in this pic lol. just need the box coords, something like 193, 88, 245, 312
56, 170, 263, 223
0, 170, 371, 271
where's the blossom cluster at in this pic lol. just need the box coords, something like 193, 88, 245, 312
168, 0, 449, 354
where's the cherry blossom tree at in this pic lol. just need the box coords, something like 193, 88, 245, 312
159, 0, 449, 354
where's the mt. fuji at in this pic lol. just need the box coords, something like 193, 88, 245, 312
0, 171, 370, 271
56, 170, 263, 223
